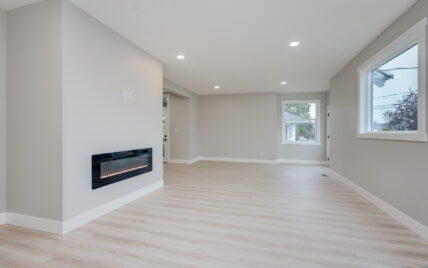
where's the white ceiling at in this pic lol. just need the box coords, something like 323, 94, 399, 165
1, 0, 417, 95
0, 0, 43, 10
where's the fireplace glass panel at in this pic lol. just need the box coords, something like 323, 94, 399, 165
100, 155, 149, 179
92, 148, 152, 190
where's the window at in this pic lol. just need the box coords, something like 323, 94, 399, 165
282, 100, 321, 145
358, 18, 427, 142
371, 45, 418, 132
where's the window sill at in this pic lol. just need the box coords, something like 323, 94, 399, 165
357, 132, 427, 142
282, 142, 321, 146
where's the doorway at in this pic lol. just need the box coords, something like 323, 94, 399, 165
163, 94, 170, 163
326, 105, 331, 166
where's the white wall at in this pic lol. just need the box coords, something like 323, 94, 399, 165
198, 93, 277, 160
329, 0, 428, 226
0, 9, 6, 214
7, 0, 63, 220
62, 0, 163, 220
277, 92, 327, 161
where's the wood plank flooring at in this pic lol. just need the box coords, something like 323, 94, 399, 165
1, 161, 428, 267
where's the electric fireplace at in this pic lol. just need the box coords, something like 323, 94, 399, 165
92, 148, 152, 189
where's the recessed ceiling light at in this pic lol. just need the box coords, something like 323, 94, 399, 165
176, 54, 185, 60
281, 81, 288, 85
214, 85, 220, 89
289, 41, 300, 47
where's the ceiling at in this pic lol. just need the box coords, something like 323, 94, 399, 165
0, 0, 43, 10
1, 0, 417, 95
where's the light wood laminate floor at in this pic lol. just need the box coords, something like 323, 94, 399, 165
1, 161, 428, 267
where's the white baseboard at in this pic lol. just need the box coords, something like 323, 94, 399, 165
0, 212, 5, 224
329, 170, 428, 242
277, 159, 328, 165
62, 179, 164, 234
0, 180, 164, 235
168, 156, 327, 166
6, 213, 63, 234
168, 158, 200, 164
198, 156, 278, 164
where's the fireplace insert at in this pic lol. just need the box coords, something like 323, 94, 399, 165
92, 148, 152, 189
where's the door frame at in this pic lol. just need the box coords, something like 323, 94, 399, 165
326, 105, 331, 165
163, 94, 170, 163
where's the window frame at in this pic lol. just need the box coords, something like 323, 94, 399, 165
281, 99, 321, 146
357, 18, 427, 142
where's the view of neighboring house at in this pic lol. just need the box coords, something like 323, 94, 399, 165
284, 111, 310, 142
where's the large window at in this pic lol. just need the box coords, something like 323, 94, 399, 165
358, 18, 427, 142
282, 100, 320, 145
371, 45, 418, 132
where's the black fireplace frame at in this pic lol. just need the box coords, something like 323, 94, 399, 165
92, 148, 152, 190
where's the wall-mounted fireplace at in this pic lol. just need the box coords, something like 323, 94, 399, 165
92, 148, 152, 189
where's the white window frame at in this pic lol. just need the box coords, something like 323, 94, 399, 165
357, 18, 427, 142
281, 99, 321, 145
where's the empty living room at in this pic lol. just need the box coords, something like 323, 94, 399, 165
1, 0, 428, 267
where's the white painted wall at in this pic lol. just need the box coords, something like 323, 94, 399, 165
329, 0, 428, 226
277, 92, 327, 161
62, 0, 163, 220
0, 9, 6, 213
198, 93, 278, 160
7, 0, 63, 220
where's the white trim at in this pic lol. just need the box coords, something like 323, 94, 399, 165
329, 169, 428, 242
0, 212, 6, 224
0, 180, 163, 235
357, 132, 427, 142
6, 213, 63, 234
199, 156, 277, 164
282, 142, 321, 146
167, 157, 328, 165
62, 179, 164, 234
281, 99, 321, 145
358, 18, 427, 142
163, 94, 171, 163
277, 159, 328, 166
326, 105, 331, 164
168, 157, 200, 164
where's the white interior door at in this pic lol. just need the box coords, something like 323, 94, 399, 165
163, 95, 170, 163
